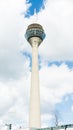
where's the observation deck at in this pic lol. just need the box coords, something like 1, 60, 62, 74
25, 23, 45, 46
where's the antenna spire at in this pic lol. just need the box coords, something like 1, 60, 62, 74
34, 8, 38, 23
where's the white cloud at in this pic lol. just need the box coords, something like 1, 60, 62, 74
0, 75, 30, 127
0, 64, 73, 127
40, 64, 73, 108
0, 0, 73, 79
0, 0, 31, 80
37, 0, 73, 60
0, 0, 73, 128
20, 0, 73, 60
71, 106, 73, 112
41, 114, 54, 127
40, 63, 73, 126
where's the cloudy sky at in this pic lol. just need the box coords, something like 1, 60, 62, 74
0, 0, 73, 129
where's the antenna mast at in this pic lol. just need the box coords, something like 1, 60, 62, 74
34, 8, 38, 23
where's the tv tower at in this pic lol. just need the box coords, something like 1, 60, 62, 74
25, 23, 45, 128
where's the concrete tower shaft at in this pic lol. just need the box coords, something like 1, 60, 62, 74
25, 23, 45, 128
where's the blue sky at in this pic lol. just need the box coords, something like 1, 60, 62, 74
0, 0, 73, 129
26, 0, 45, 16
56, 95, 73, 124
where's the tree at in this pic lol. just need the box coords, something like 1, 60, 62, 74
52, 110, 61, 129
